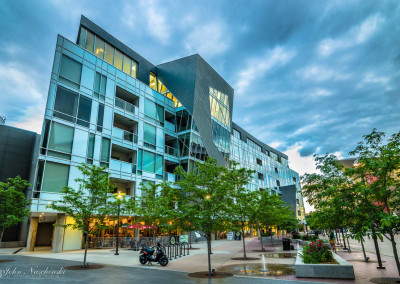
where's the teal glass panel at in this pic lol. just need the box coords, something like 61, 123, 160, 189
77, 96, 92, 127
41, 162, 69, 193
156, 155, 163, 175
59, 55, 82, 87
143, 151, 155, 173
144, 123, 156, 145
54, 87, 78, 122
79, 27, 86, 47
87, 133, 95, 159
97, 103, 104, 131
138, 149, 143, 170
144, 99, 156, 119
157, 105, 164, 123
100, 138, 110, 162
48, 122, 74, 154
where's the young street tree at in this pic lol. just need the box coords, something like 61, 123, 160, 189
48, 164, 113, 268
347, 129, 400, 275
173, 157, 234, 277
228, 162, 256, 260
0, 176, 30, 243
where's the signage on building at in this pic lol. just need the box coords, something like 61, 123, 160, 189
179, 235, 188, 243
227, 231, 234, 240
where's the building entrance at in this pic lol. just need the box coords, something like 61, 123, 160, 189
35, 222, 54, 246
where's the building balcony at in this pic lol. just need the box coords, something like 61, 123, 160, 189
110, 159, 137, 174
165, 145, 179, 157
115, 97, 138, 116
164, 172, 177, 182
165, 121, 176, 132
112, 126, 138, 144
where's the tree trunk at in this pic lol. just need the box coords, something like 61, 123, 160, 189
341, 229, 347, 249
260, 229, 264, 251
242, 229, 246, 260
0, 228, 4, 243
83, 231, 89, 268
189, 231, 192, 249
372, 226, 384, 269
207, 233, 212, 277
360, 238, 368, 262
389, 231, 400, 276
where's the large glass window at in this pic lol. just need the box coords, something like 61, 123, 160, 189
131, 61, 137, 78
54, 87, 79, 122
94, 37, 105, 59
97, 103, 104, 132
94, 72, 107, 101
144, 123, 156, 149
157, 105, 164, 123
149, 73, 157, 91
48, 122, 74, 159
41, 162, 70, 193
59, 55, 82, 88
144, 99, 157, 119
143, 151, 155, 173
104, 43, 114, 65
233, 129, 241, 139
114, 50, 123, 70
209, 87, 230, 128
100, 137, 110, 165
156, 154, 163, 178
85, 30, 95, 53
77, 96, 92, 127
78, 27, 86, 48
123, 56, 132, 75
87, 133, 95, 164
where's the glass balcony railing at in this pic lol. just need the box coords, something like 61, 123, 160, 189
165, 145, 179, 157
112, 126, 138, 143
164, 172, 176, 182
110, 159, 137, 174
115, 97, 138, 115
165, 121, 176, 132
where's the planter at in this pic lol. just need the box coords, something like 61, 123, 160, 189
295, 251, 355, 279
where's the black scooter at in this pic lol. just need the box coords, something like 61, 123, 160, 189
139, 243, 169, 266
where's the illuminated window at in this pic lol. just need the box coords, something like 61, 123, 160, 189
209, 87, 230, 128
85, 30, 94, 53
123, 55, 131, 74
149, 72, 157, 91
94, 37, 105, 59
114, 50, 123, 70
104, 43, 114, 64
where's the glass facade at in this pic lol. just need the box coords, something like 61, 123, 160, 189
32, 24, 305, 225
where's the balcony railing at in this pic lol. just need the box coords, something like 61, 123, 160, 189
110, 159, 137, 174
165, 145, 179, 157
115, 97, 138, 115
112, 127, 138, 144
164, 172, 176, 182
165, 121, 176, 132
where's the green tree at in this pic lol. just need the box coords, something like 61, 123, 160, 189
174, 157, 234, 277
0, 176, 30, 243
347, 129, 400, 275
48, 164, 113, 268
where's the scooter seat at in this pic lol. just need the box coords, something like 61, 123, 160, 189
143, 247, 154, 254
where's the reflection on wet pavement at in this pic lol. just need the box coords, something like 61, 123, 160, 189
261, 253, 297, 258
218, 263, 295, 276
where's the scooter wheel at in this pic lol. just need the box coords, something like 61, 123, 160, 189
139, 257, 147, 265
159, 256, 168, 266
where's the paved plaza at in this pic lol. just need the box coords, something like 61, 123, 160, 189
0, 236, 400, 283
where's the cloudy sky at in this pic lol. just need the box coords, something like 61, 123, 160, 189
1, 1, 400, 210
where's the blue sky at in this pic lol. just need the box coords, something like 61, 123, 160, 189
1, 0, 400, 181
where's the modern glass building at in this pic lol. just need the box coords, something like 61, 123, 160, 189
26, 16, 305, 252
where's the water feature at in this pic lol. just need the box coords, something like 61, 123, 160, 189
218, 263, 295, 276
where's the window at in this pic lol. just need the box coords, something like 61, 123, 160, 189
41, 162, 69, 193
157, 105, 164, 123
143, 151, 155, 173
104, 43, 114, 64
156, 155, 163, 179
276, 180, 280, 187
59, 55, 82, 88
150, 73, 157, 91
247, 138, 262, 152
258, 173, 264, 181
209, 87, 230, 128
293, 177, 297, 183
94, 37, 105, 59
54, 87, 79, 122
87, 133, 95, 164
123, 55, 132, 75
296, 199, 300, 205
275, 167, 278, 174
256, 158, 262, 166
114, 50, 123, 70
47, 122, 74, 159
144, 99, 164, 125
298, 210, 301, 216
233, 129, 241, 139
78, 27, 86, 48
144, 123, 156, 149
131, 61, 137, 78
77, 96, 92, 127
97, 103, 104, 132
85, 30, 95, 53
94, 72, 107, 101
100, 137, 110, 166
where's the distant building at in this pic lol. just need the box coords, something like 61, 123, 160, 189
25, 15, 306, 252
0, 116, 5, 125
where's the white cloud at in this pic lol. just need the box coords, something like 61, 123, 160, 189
184, 21, 230, 58
299, 65, 351, 82
0, 62, 46, 133
138, 0, 170, 44
357, 72, 391, 90
317, 14, 384, 56
310, 88, 333, 98
235, 46, 296, 95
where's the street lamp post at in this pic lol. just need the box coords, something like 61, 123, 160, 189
114, 191, 125, 256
